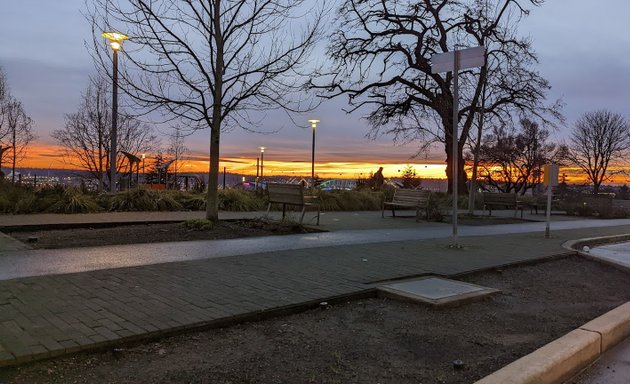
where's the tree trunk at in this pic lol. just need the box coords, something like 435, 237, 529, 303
445, 137, 468, 195
11, 128, 16, 184
206, 0, 224, 222
593, 182, 600, 195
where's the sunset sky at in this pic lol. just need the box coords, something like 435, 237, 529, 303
1, 1, 629, 179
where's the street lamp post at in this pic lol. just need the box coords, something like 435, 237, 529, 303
259, 147, 265, 181
308, 119, 320, 184
141, 153, 146, 181
102, 31, 128, 193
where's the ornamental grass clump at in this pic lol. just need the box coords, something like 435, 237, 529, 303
219, 189, 264, 211
46, 187, 101, 214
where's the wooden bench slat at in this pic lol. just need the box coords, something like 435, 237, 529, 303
482, 192, 523, 218
382, 189, 431, 221
266, 183, 320, 225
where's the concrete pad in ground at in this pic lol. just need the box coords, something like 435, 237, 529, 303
474, 328, 600, 384
580, 301, 630, 352
377, 277, 499, 306
586, 242, 630, 272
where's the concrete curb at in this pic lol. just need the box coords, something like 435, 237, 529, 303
562, 234, 630, 255
474, 302, 630, 384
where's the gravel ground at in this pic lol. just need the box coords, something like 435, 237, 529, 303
1, 256, 629, 384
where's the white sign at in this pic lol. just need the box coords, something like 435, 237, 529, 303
543, 163, 559, 187
431, 46, 486, 73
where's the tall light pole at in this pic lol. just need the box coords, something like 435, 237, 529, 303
141, 153, 146, 182
102, 31, 128, 193
308, 119, 320, 184
259, 147, 265, 188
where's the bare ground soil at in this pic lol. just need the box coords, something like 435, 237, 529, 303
4, 215, 529, 250
1, 256, 629, 384
5, 219, 320, 249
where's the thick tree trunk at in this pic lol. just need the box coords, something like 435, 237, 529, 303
445, 133, 468, 195
206, 0, 224, 222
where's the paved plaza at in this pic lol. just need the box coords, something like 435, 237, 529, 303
1, 210, 630, 371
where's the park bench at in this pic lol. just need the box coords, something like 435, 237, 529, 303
482, 192, 523, 218
382, 189, 431, 222
266, 183, 320, 225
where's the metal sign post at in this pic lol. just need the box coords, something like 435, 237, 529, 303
543, 163, 559, 238
432, 46, 485, 242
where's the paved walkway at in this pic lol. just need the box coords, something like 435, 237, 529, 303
0, 210, 629, 367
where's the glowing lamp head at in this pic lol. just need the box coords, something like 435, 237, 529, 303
308, 119, 320, 129
259, 146, 266, 153
102, 31, 128, 51
141, 153, 146, 159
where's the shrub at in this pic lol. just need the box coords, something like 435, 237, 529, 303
109, 189, 159, 211
218, 189, 264, 211
183, 218, 213, 231
319, 190, 383, 211
46, 188, 101, 214
182, 193, 207, 211
13, 194, 39, 214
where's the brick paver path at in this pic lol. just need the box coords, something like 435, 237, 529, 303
2, 224, 630, 366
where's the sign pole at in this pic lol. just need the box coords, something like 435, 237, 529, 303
430, 45, 485, 245
543, 163, 559, 239
545, 184, 552, 238
452, 50, 460, 242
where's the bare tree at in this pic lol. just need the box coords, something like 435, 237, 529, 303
477, 118, 566, 194
313, 0, 562, 194
88, 0, 324, 221
568, 110, 630, 194
166, 126, 189, 188
2, 97, 35, 183
0, 69, 14, 176
52, 77, 159, 191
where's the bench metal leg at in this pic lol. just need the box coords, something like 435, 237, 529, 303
266, 202, 272, 218
299, 206, 306, 224
299, 205, 320, 226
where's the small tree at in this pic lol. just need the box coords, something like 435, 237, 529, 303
477, 118, 566, 194
3, 97, 35, 183
400, 165, 422, 189
52, 77, 159, 191
167, 126, 189, 188
0, 68, 36, 181
567, 110, 630, 194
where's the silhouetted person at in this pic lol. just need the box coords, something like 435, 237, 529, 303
372, 167, 384, 190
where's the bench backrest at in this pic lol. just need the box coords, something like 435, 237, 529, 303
482, 192, 517, 204
392, 189, 430, 206
267, 183, 305, 205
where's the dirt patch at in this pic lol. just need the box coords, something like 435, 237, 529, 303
2, 256, 629, 384
5, 219, 322, 249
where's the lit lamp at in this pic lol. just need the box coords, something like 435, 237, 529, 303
308, 119, 320, 183
102, 31, 129, 193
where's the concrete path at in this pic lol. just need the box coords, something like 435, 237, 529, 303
0, 210, 629, 368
